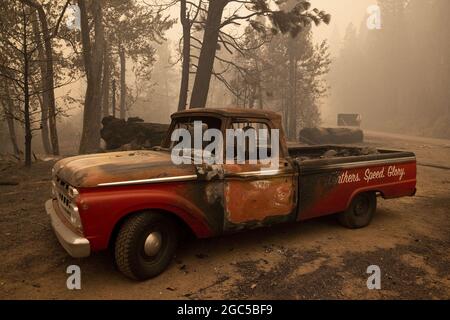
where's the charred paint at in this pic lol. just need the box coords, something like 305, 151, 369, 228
224, 178, 295, 224
222, 163, 297, 232
297, 161, 417, 220
53, 150, 195, 187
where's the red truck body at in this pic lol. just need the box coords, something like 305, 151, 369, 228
45, 108, 416, 279
73, 158, 416, 252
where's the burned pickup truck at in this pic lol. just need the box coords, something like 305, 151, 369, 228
45, 108, 417, 280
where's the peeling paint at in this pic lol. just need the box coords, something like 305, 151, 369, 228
54, 150, 196, 187
224, 176, 296, 225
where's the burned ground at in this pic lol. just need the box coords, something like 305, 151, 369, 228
0, 132, 449, 299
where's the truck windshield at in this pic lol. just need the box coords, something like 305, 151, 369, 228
162, 116, 222, 150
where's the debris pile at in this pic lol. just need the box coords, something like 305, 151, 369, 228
294, 147, 379, 162
100, 116, 169, 150
299, 127, 364, 145
321, 147, 379, 158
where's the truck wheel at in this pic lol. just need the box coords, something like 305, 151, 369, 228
114, 212, 178, 280
338, 192, 377, 229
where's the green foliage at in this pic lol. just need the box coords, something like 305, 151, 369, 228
0, 2, 41, 128
230, 24, 331, 129
105, 0, 176, 79
228, 0, 331, 38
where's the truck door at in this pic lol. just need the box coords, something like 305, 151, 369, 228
222, 119, 297, 232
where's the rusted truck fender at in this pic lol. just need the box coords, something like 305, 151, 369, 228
77, 184, 214, 251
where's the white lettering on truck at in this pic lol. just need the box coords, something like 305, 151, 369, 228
338, 165, 406, 185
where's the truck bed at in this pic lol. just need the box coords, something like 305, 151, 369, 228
289, 144, 415, 171
288, 145, 417, 221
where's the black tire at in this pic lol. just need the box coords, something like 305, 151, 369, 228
338, 192, 377, 229
114, 212, 178, 280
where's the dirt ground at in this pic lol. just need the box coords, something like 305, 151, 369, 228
0, 132, 449, 300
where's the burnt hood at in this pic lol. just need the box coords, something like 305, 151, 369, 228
53, 150, 197, 188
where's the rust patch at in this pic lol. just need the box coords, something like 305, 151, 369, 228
224, 177, 296, 224
53, 150, 196, 187
179, 180, 225, 235
195, 164, 224, 181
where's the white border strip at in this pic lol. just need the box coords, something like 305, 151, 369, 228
97, 175, 198, 187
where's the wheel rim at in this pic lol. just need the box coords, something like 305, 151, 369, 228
354, 195, 370, 216
144, 231, 162, 256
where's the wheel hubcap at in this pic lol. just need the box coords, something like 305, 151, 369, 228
354, 197, 369, 216
144, 232, 162, 256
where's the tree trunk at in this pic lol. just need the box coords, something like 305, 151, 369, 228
255, 61, 264, 110
287, 41, 297, 140
257, 83, 264, 110
248, 86, 256, 109
22, 8, 32, 166
20, 0, 60, 155
78, 0, 105, 154
31, 12, 51, 154
101, 41, 110, 118
33, 82, 53, 154
112, 79, 116, 117
2, 86, 21, 156
282, 86, 288, 132
119, 45, 126, 119
177, 0, 190, 111
35, 4, 59, 155
189, 0, 228, 108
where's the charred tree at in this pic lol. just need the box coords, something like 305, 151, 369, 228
1, 85, 21, 156
1, 1, 71, 164
21, 0, 66, 155
189, 0, 227, 108
103, 1, 174, 119
22, 7, 32, 166
78, 0, 105, 154
112, 79, 116, 118
187, 0, 329, 109
119, 45, 126, 119
287, 38, 297, 140
101, 41, 111, 118
31, 11, 51, 154
178, 0, 190, 111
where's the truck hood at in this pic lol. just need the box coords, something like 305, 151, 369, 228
53, 150, 197, 188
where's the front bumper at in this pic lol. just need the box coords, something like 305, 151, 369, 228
45, 199, 90, 258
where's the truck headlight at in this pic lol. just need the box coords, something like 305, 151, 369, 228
68, 186, 79, 198
69, 203, 82, 230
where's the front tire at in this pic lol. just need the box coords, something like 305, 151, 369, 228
338, 192, 377, 229
114, 212, 178, 280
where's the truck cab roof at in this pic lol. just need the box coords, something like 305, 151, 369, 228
172, 108, 282, 122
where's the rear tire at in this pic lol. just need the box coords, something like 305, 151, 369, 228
114, 212, 178, 280
338, 192, 377, 229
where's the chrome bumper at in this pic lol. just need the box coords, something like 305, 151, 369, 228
45, 199, 90, 258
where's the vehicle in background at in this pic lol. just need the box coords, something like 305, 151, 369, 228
338, 113, 362, 127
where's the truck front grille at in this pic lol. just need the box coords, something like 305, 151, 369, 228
53, 176, 74, 219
